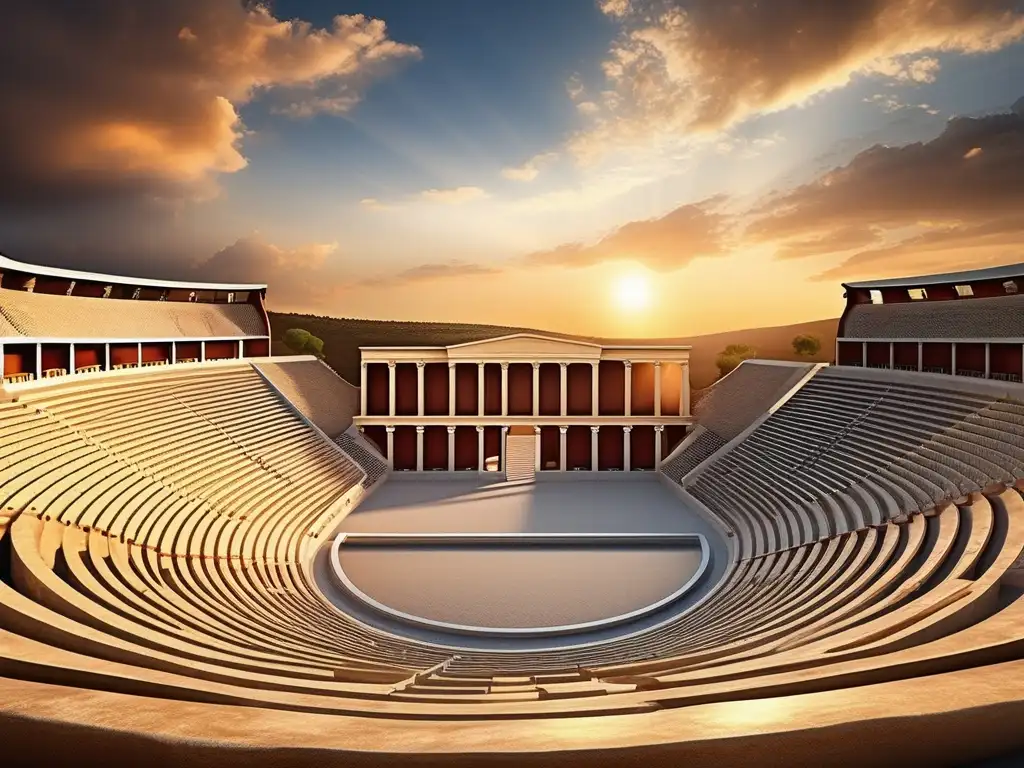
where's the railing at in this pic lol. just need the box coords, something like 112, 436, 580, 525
42, 368, 67, 379
2, 372, 34, 384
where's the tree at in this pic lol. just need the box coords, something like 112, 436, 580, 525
283, 328, 325, 359
715, 344, 756, 378
792, 334, 821, 357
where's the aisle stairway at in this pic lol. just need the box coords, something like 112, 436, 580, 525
505, 429, 536, 482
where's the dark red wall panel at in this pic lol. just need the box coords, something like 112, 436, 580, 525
483, 363, 502, 416
922, 342, 952, 371
631, 362, 656, 415
566, 363, 592, 415
664, 425, 688, 458
660, 362, 682, 416
598, 425, 623, 470
41, 346, 70, 372
894, 342, 918, 368
395, 363, 417, 416
599, 361, 625, 416
507, 363, 533, 416
454, 426, 478, 470
424, 363, 449, 416
363, 426, 387, 457
538, 363, 560, 415
991, 344, 1022, 378
866, 342, 889, 367
957, 343, 985, 373
110, 344, 138, 366
423, 426, 448, 470
141, 343, 170, 363
631, 426, 656, 470
837, 341, 862, 366
205, 341, 236, 360
539, 427, 559, 470
393, 426, 417, 471
366, 363, 389, 416
455, 363, 478, 415
567, 426, 591, 470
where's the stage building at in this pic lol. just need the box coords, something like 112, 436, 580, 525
837, 262, 1024, 382
354, 333, 692, 476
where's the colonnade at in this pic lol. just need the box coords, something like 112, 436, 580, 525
360, 359, 691, 418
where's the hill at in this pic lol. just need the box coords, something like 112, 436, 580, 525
267, 312, 838, 389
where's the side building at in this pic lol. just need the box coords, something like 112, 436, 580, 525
0, 253, 270, 383
354, 333, 692, 476
836, 261, 1024, 382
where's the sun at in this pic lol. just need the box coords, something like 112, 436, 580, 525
614, 274, 652, 312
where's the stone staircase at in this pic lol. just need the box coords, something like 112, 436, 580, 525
505, 432, 536, 482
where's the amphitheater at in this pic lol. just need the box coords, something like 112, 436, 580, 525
2, 252, 1024, 766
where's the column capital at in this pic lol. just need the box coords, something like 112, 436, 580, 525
361, 361, 367, 369
385, 426, 396, 433
501, 425, 509, 433
500, 362, 509, 370
415, 425, 425, 433
623, 425, 633, 432
591, 360, 599, 367
387, 360, 396, 368
559, 361, 568, 369
534, 425, 542, 434
357, 426, 365, 432
446, 426, 456, 434
532, 361, 540, 369
559, 425, 568, 434
654, 425, 665, 432
623, 360, 632, 369
681, 359, 689, 368
476, 425, 485, 433
590, 426, 601, 433
416, 360, 426, 369
448, 361, 456, 368
478, 361, 485, 368
653, 360, 661, 368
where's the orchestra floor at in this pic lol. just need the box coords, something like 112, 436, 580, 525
313, 476, 730, 651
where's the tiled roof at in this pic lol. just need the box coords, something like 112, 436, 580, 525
0, 288, 266, 339
843, 294, 1024, 339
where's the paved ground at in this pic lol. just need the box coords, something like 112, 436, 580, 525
314, 476, 730, 650
340, 546, 703, 629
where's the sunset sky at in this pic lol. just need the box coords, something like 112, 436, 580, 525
1, 0, 1022, 337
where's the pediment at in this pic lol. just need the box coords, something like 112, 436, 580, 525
446, 333, 602, 361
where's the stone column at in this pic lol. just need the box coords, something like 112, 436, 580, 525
35, 344, 42, 379
499, 425, 509, 473
653, 361, 662, 417
681, 361, 691, 418
918, 341, 924, 372
623, 425, 632, 472
985, 343, 991, 379
416, 361, 426, 416
0, 342, 4, 380
238, 339, 244, 360
889, 342, 894, 369
951, 342, 958, 376
105, 343, 111, 371
654, 425, 664, 469
447, 426, 456, 472
861, 341, 867, 368
137, 342, 142, 366
448, 362, 457, 416
623, 361, 632, 417
559, 362, 568, 416
68, 343, 76, 374
591, 362, 600, 417
559, 426, 568, 472
359, 362, 368, 416
201, 341, 206, 362
388, 361, 397, 416
415, 426, 424, 472
477, 362, 485, 416
591, 426, 600, 472
534, 426, 542, 472
476, 426, 485, 473
385, 426, 395, 470
532, 362, 540, 416
171, 342, 177, 365
500, 362, 509, 417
